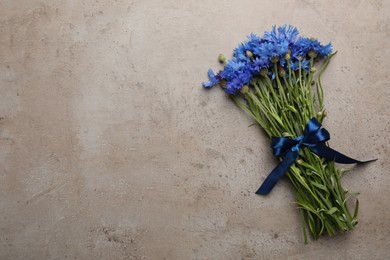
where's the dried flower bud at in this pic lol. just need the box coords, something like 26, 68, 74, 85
246, 50, 253, 58
260, 68, 268, 77
218, 54, 226, 64
271, 56, 279, 63
285, 53, 291, 61
310, 66, 317, 73
240, 85, 249, 94
278, 67, 286, 77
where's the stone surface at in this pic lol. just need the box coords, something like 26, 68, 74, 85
0, 0, 389, 259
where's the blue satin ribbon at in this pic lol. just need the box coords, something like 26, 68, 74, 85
256, 117, 377, 195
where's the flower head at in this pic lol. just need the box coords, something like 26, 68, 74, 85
250, 57, 269, 74
221, 60, 253, 94
290, 59, 310, 71
254, 41, 289, 60
233, 33, 264, 62
291, 37, 332, 59
202, 69, 220, 88
264, 25, 299, 47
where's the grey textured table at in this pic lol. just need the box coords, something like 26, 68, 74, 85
1, 0, 389, 259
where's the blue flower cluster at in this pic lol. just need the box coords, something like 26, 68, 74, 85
203, 25, 332, 94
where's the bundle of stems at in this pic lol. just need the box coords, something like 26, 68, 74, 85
231, 53, 358, 243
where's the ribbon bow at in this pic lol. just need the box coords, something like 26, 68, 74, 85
256, 117, 376, 195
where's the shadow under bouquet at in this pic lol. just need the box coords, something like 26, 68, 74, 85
202, 25, 375, 243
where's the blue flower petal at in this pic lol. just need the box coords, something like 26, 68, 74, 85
202, 69, 219, 88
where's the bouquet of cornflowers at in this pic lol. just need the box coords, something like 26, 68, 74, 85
202, 25, 375, 243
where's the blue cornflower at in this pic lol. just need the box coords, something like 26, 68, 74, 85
247, 33, 262, 43
225, 68, 252, 94
290, 38, 307, 58
290, 58, 310, 71
219, 60, 245, 80
233, 43, 250, 61
220, 60, 253, 94
246, 33, 264, 52
264, 25, 299, 47
291, 37, 332, 59
316, 42, 332, 57
226, 78, 242, 94
202, 69, 220, 88
233, 33, 264, 61
254, 41, 289, 60
249, 57, 269, 73
256, 25, 299, 62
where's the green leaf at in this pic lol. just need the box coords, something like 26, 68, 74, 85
330, 175, 336, 188
325, 207, 339, 215
311, 181, 329, 193
287, 105, 298, 114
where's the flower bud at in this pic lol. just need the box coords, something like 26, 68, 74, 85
240, 85, 249, 94
317, 110, 328, 118
284, 53, 291, 61
278, 67, 286, 77
250, 78, 258, 85
310, 66, 317, 73
271, 56, 279, 63
218, 54, 226, 64
308, 49, 318, 58
220, 80, 226, 89
246, 50, 253, 58
260, 68, 268, 77
296, 159, 303, 165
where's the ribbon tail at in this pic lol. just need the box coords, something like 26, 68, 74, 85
310, 144, 377, 164
256, 150, 299, 195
